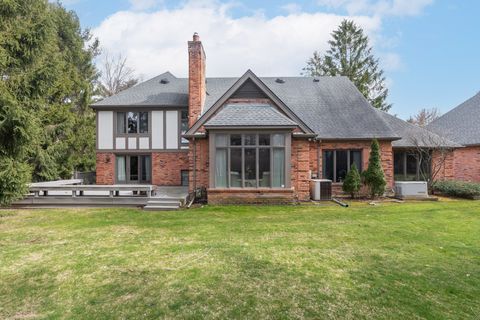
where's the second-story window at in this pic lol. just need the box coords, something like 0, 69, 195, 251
117, 112, 149, 134
181, 110, 188, 145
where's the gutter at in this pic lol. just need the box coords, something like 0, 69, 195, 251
183, 132, 207, 139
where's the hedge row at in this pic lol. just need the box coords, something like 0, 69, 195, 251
433, 180, 480, 199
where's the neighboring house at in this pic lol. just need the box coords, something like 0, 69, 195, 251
91, 33, 462, 203
427, 93, 480, 182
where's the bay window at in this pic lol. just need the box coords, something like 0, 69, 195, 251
214, 133, 288, 188
323, 150, 362, 182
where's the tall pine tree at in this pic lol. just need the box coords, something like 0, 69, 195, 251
0, 0, 99, 183
0, 0, 99, 204
303, 20, 391, 111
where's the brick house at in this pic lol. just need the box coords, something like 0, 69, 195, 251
92, 33, 464, 203
427, 93, 480, 183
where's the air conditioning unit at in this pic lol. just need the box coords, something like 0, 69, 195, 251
310, 179, 332, 201
394, 181, 428, 199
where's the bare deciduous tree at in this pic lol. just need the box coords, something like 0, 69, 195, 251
98, 53, 139, 97
407, 108, 441, 127
408, 134, 455, 192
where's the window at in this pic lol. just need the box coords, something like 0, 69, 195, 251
139, 112, 148, 133
323, 150, 362, 183
181, 110, 188, 145
394, 151, 430, 181
181, 170, 189, 186
128, 112, 138, 134
117, 112, 149, 134
214, 133, 287, 188
116, 155, 151, 183
117, 112, 126, 134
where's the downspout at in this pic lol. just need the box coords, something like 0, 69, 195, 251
193, 137, 197, 191
317, 138, 322, 178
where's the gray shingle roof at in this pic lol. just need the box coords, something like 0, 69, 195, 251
92, 72, 188, 107
204, 104, 298, 127
374, 109, 461, 148
92, 71, 400, 139
427, 92, 480, 146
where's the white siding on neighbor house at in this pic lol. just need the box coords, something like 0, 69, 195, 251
151, 111, 164, 149
98, 111, 113, 149
166, 110, 178, 149
116, 137, 126, 149
139, 137, 149, 149
128, 137, 137, 149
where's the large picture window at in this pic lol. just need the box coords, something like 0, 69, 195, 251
323, 150, 362, 182
394, 151, 430, 181
214, 133, 287, 188
116, 112, 149, 134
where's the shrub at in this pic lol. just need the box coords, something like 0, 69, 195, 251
433, 180, 480, 199
342, 163, 361, 198
363, 139, 386, 198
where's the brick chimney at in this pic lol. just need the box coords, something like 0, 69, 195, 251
188, 32, 206, 127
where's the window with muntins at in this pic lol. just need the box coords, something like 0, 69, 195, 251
214, 133, 287, 188
323, 150, 362, 182
116, 112, 149, 134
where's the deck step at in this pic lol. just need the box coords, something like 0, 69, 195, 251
143, 198, 182, 211
143, 205, 180, 211
146, 200, 181, 206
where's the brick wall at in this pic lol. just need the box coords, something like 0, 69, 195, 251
291, 138, 311, 201
208, 188, 295, 204
96, 152, 115, 185
188, 33, 206, 127
188, 138, 209, 192
152, 152, 189, 186
453, 146, 480, 182
432, 149, 455, 181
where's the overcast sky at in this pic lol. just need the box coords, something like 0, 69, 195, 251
60, 0, 479, 119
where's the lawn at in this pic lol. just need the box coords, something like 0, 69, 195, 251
0, 201, 479, 319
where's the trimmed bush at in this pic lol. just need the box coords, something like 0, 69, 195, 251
433, 180, 480, 199
342, 163, 361, 198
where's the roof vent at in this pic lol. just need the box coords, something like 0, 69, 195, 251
313, 78, 320, 82
275, 78, 285, 84
160, 78, 170, 84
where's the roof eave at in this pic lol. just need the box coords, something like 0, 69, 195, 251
319, 136, 401, 141
91, 104, 188, 109
204, 125, 297, 130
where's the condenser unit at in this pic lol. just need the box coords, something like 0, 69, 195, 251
394, 181, 428, 199
310, 179, 332, 201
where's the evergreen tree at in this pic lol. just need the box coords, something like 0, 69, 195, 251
303, 20, 391, 111
0, 98, 37, 205
342, 163, 361, 198
363, 139, 387, 198
0, 0, 99, 184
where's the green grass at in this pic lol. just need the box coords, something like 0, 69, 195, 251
0, 201, 479, 319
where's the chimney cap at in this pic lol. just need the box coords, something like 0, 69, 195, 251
193, 32, 200, 41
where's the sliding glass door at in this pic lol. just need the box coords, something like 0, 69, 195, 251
116, 155, 151, 184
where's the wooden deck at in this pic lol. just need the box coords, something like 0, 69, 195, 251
13, 185, 189, 209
